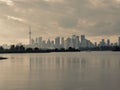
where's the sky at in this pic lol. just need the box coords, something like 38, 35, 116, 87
0, 0, 120, 45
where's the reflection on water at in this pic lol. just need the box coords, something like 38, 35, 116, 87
0, 52, 120, 90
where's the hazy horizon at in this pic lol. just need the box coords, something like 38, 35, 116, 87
0, 0, 120, 44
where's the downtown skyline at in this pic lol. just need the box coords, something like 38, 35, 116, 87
0, 27, 120, 46
1, 34, 120, 51
0, 0, 120, 44
27, 34, 120, 49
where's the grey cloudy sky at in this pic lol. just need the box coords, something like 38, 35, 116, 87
0, 0, 120, 44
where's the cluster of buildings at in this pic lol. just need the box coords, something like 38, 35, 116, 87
28, 34, 120, 50
28, 35, 94, 49
96, 37, 120, 47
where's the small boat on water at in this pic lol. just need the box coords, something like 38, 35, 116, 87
0, 57, 8, 60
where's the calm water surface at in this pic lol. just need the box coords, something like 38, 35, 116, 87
0, 52, 120, 90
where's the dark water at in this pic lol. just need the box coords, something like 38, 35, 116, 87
0, 52, 120, 90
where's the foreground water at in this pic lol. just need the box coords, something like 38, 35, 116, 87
0, 52, 120, 90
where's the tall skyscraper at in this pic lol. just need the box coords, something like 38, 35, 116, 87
61, 37, 64, 48
99, 39, 106, 47
65, 37, 72, 49
51, 41, 55, 49
94, 42, 97, 47
55, 37, 60, 49
47, 39, 51, 49
42, 40, 46, 49
107, 39, 110, 46
72, 35, 76, 48
80, 35, 86, 47
75, 36, 80, 49
81, 35, 85, 42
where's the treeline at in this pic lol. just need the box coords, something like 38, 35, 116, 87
80, 46, 120, 51
0, 45, 120, 53
0, 45, 80, 53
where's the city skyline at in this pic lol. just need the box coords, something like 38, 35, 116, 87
26, 34, 120, 50
0, 0, 120, 44
1, 34, 120, 51
0, 28, 120, 46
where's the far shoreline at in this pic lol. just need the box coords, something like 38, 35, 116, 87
0, 50, 119, 54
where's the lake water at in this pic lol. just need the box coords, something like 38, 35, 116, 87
0, 52, 120, 90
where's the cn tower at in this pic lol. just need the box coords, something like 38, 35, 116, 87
29, 25, 32, 45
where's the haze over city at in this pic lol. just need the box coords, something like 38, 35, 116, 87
0, 0, 120, 44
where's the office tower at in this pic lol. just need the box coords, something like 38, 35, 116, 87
71, 35, 76, 48
111, 43, 113, 46
42, 40, 46, 49
2, 44, 10, 49
65, 37, 72, 49
51, 41, 55, 49
107, 39, 110, 46
81, 35, 85, 42
87, 40, 94, 48
38, 37, 42, 48
118, 37, 120, 47
99, 39, 105, 47
34, 37, 39, 48
72, 35, 76, 46
37, 37, 42, 44
31, 39, 34, 45
35, 38, 39, 44
100, 39, 106, 46
61, 37, 64, 48
86, 40, 90, 47
80, 35, 87, 47
94, 42, 97, 47
47, 39, 51, 49
75, 36, 80, 49
55, 37, 60, 49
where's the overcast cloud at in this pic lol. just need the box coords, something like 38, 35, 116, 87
0, 0, 120, 44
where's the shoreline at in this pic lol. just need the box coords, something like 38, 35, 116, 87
0, 50, 119, 54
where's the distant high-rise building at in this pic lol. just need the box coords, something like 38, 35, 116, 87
99, 39, 106, 46
61, 37, 64, 48
42, 40, 46, 49
72, 35, 76, 48
2, 44, 10, 49
55, 37, 60, 49
80, 35, 87, 47
107, 39, 110, 46
94, 42, 97, 47
75, 36, 80, 49
35, 38, 39, 44
51, 41, 55, 49
81, 35, 85, 42
65, 37, 72, 49
111, 43, 113, 46
31, 39, 34, 45
47, 39, 51, 49
38, 37, 42, 44
85, 40, 94, 48
38, 37, 42, 48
